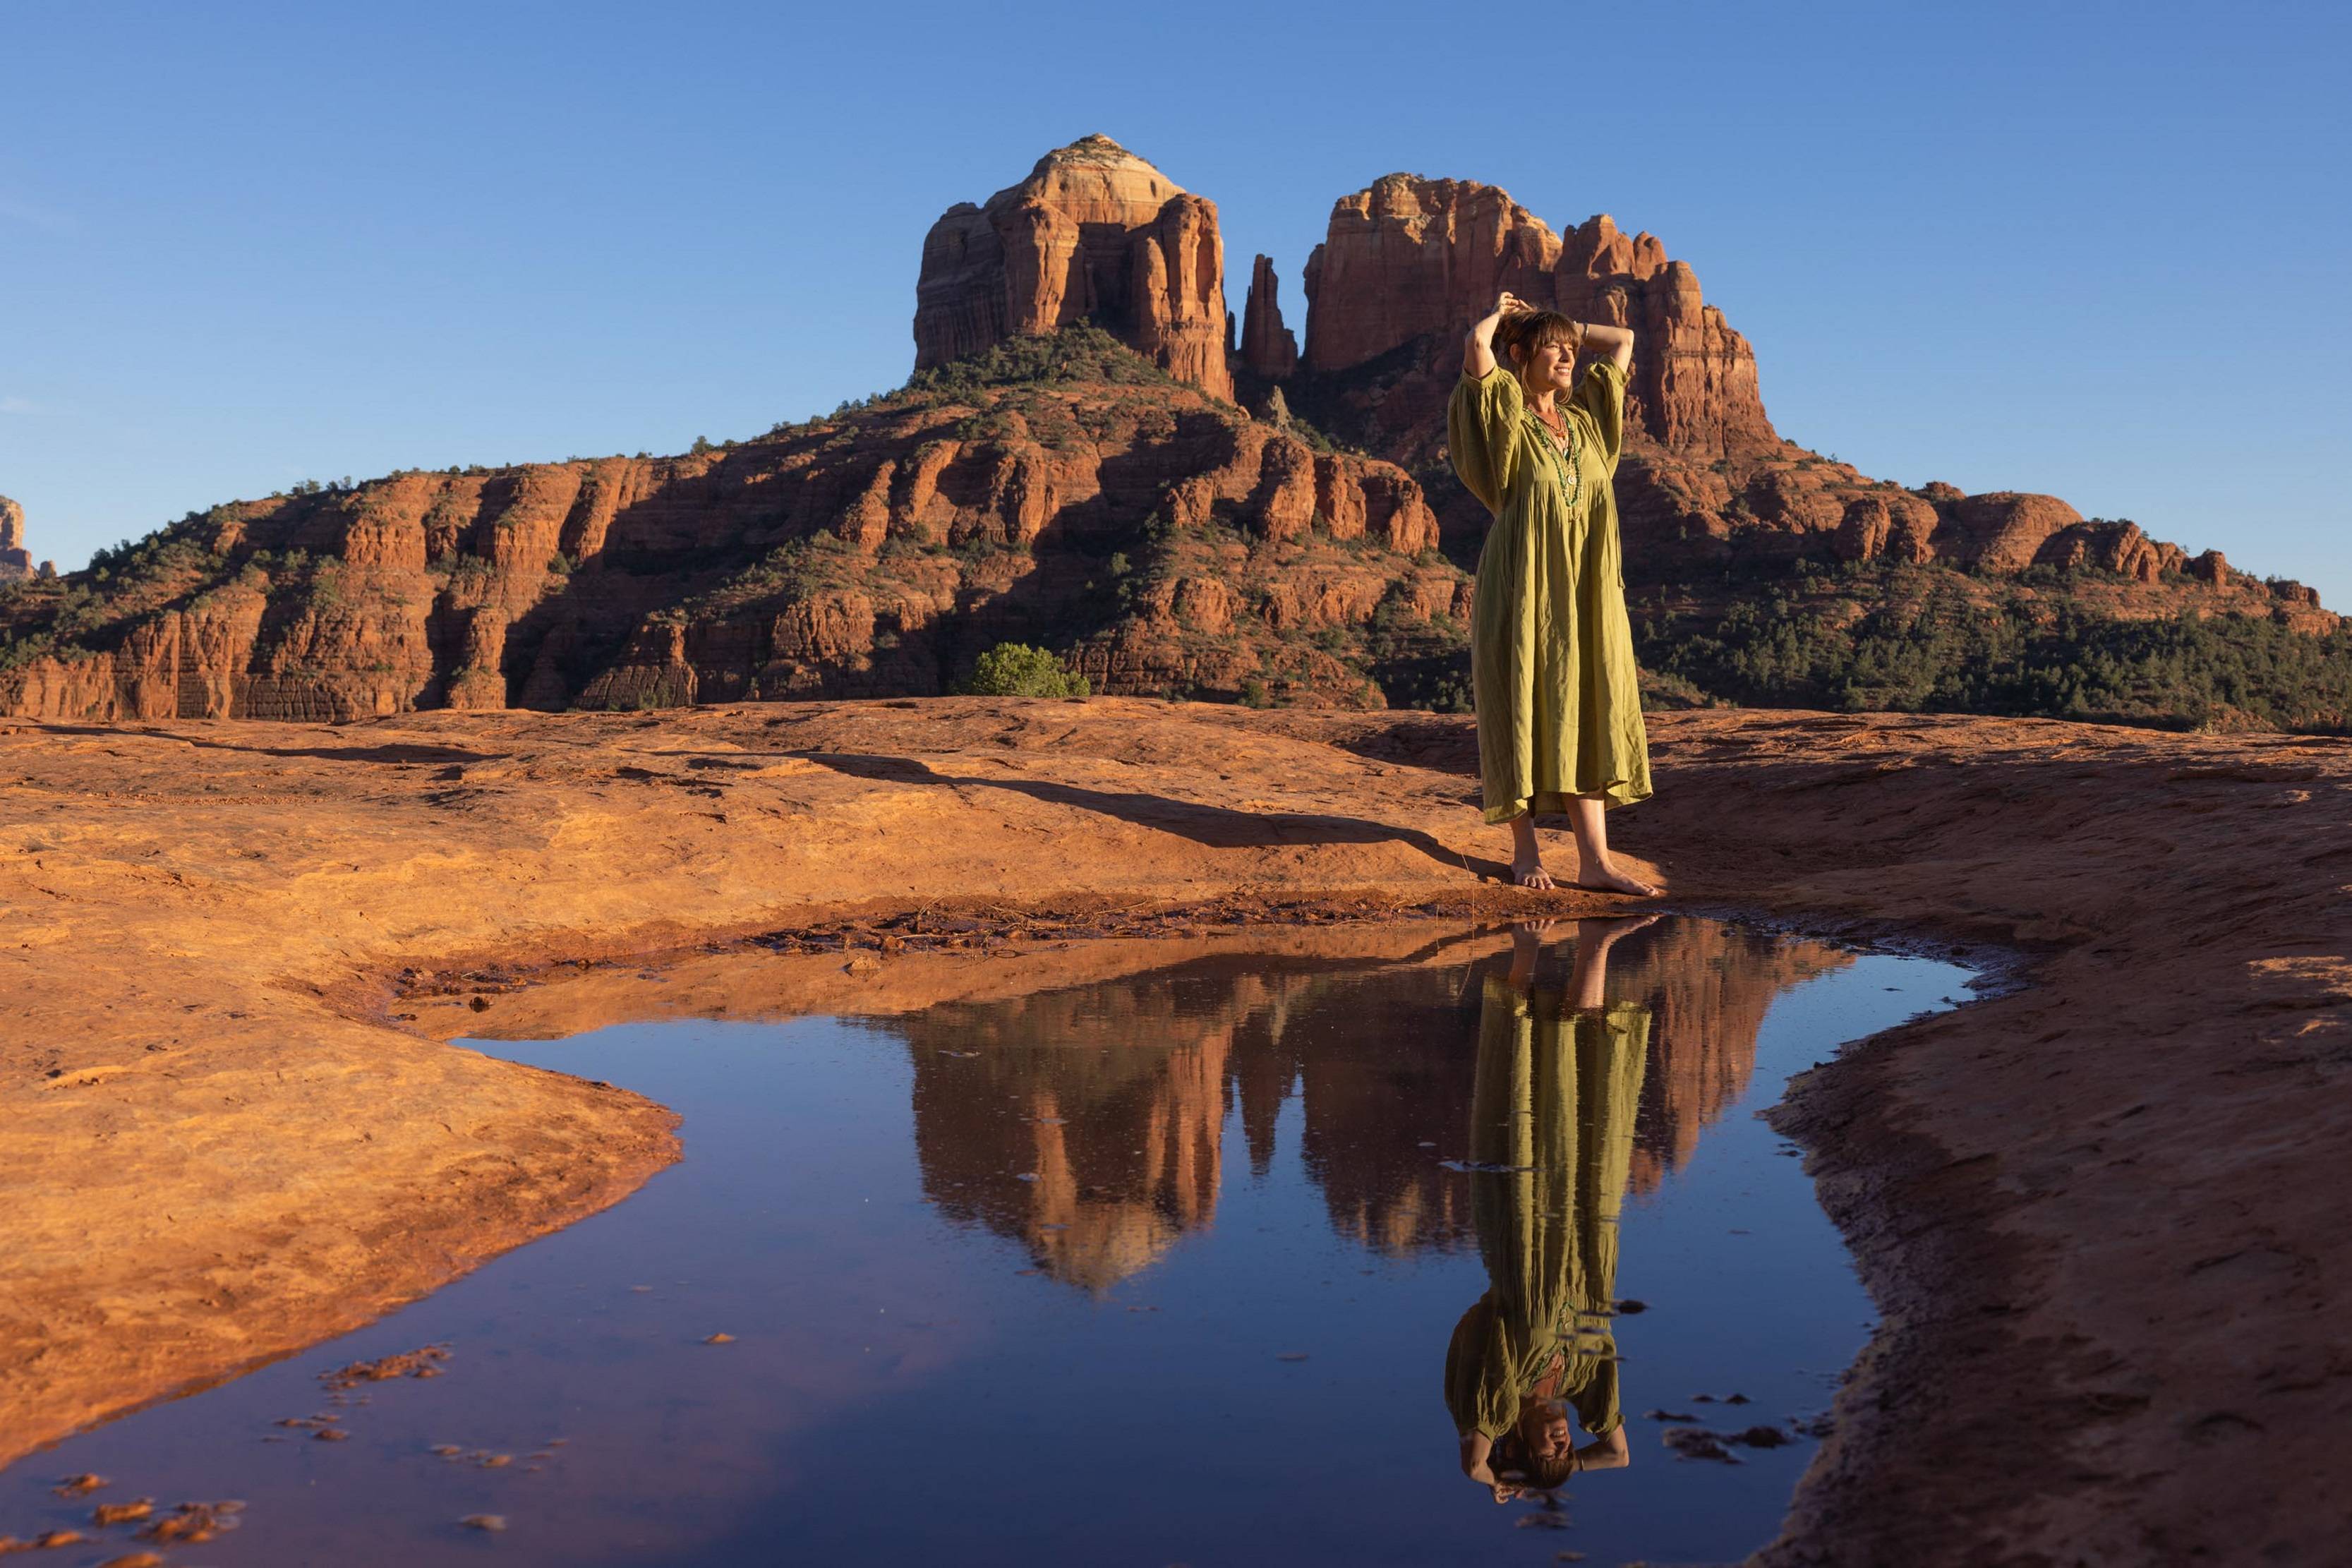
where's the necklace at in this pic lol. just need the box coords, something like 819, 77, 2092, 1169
1527, 402, 1582, 507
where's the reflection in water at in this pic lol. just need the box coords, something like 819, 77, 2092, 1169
0, 919, 1969, 1568
901, 975, 1255, 1291
1451, 921, 1648, 1502
900, 919, 1847, 1290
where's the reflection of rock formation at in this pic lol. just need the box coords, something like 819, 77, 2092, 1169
1229, 965, 1481, 1255
898, 967, 1274, 1292
891, 922, 1848, 1289
1610, 921, 1850, 1193
1231, 921, 1850, 1255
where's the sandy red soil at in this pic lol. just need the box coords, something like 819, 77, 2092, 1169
3, 696, 2345, 1564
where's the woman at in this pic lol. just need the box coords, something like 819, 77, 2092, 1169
1449, 293, 1656, 894
1446, 917, 1652, 1500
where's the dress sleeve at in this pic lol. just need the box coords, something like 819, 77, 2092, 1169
1570, 1355, 1623, 1437
1445, 1298, 1518, 1438
1447, 365, 1524, 517
1568, 359, 1628, 477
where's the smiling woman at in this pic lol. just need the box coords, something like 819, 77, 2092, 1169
1451, 292, 1656, 895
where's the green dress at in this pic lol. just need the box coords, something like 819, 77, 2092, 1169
1447, 359, 1653, 822
1443, 977, 1650, 1443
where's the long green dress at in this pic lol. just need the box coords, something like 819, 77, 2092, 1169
1447, 359, 1653, 822
1443, 977, 1650, 1445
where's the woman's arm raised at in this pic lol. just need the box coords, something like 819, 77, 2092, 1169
1578, 321, 1636, 375
1464, 291, 1527, 379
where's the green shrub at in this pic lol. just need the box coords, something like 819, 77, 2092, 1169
958, 642, 1090, 698
1639, 574, 2352, 732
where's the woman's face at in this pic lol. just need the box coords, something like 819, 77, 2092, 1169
1520, 1401, 1573, 1460
1514, 336, 1577, 395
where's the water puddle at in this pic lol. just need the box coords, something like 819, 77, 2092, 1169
2, 917, 1972, 1564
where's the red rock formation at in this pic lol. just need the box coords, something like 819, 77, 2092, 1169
4, 145, 2335, 727
1555, 215, 1777, 459
914, 135, 1232, 401
0, 495, 29, 579
0, 347, 1451, 721
1298, 176, 1776, 459
1303, 176, 1562, 375
1238, 254, 1297, 380
1943, 491, 2089, 572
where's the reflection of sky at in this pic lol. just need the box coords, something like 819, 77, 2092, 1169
0, 930, 1972, 1567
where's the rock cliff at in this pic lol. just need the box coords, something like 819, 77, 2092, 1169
914, 135, 1233, 402
0, 330, 1454, 721
1295, 175, 1774, 461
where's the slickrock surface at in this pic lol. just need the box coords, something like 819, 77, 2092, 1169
4, 698, 2348, 1565
914, 134, 1232, 400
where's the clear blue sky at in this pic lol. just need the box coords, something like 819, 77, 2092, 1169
4, 1, 2346, 602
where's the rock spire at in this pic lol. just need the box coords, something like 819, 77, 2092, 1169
1238, 255, 1297, 380
0, 495, 30, 579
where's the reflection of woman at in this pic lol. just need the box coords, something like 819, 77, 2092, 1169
1449, 293, 1656, 895
1448, 920, 1652, 1500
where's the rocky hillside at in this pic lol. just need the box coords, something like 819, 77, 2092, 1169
4, 134, 2345, 730
0, 330, 1462, 720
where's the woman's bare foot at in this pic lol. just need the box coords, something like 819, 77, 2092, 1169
1572, 858, 1662, 898
1562, 796, 1662, 898
1508, 813, 1555, 888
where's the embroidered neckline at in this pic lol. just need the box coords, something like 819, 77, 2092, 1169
1526, 406, 1582, 508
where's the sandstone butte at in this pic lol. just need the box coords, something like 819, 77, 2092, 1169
2, 698, 2348, 1566
0, 136, 2332, 728
915, 134, 1233, 402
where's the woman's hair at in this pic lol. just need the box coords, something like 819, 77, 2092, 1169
1494, 308, 1581, 372
1490, 1426, 1578, 1490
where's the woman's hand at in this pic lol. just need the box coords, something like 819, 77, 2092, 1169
1464, 291, 1528, 378
1478, 291, 1528, 331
